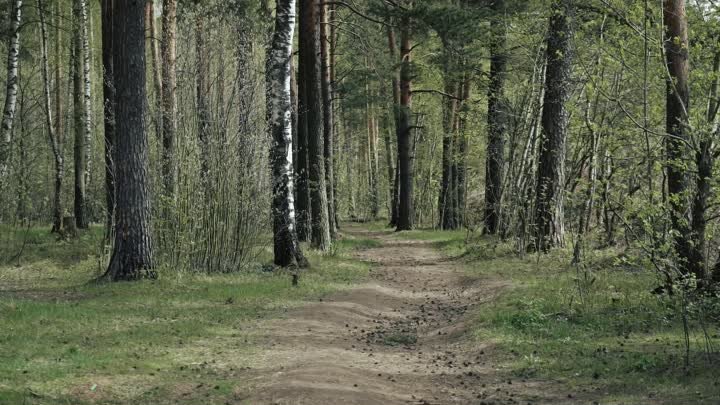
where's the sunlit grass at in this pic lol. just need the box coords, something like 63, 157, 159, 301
0, 225, 372, 405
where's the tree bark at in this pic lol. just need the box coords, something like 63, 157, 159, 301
101, 0, 115, 231
396, 15, 414, 231
148, 0, 163, 141
320, 1, 337, 237
38, 0, 65, 233
296, 20, 312, 241
300, 0, 331, 249
485, 0, 507, 235
267, 0, 307, 267
73, 0, 88, 229
439, 41, 458, 230
534, 0, 573, 251
663, 0, 699, 279
0, 0, 22, 195
103, 0, 156, 281
387, 27, 401, 227
161, 0, 177, 202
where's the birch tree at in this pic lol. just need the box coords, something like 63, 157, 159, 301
267, 0, 307, 267
0, 0, 22, 195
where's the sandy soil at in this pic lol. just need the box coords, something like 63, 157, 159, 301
240, 225, 581, 405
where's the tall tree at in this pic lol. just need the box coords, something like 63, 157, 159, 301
101, 0, 115, 229
300, 0, 331, 249
484, 0, 507, 235
38, 0, 65, 233
72, 0, 91, 229
0, 0, 22, 195
438, 39, 459, 230
387, 26, 401, 226
161, 0, 178, 202
320, 1, 337, 237
396, 13, 414, 231
103, 0, 156, 281
296, 29, 312, 242
267, 0, 307, 267
663, 0, 699, 279
534, 0, 574, 251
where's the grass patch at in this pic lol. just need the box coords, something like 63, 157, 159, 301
381, 331, 418, 347
0, 225, 373, 405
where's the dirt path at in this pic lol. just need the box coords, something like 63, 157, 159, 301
241, 225, 574, 405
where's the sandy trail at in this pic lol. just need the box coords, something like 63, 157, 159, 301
241, 225, 575, 405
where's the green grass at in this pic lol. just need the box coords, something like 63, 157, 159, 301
0, 226, 372, 405
395, 228, 720, 405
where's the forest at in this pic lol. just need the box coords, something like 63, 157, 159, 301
1, 0, 720, 403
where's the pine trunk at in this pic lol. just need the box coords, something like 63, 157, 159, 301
101, 0, 115, 230
320, 2, 337, 237
534, 0, 573, 251
103, 0, 156, 281
485, 0, 507, 234
663, 0, 698, 279
396, 17, 414, 231
73, 0, 88, 229
300, 0, 331, 250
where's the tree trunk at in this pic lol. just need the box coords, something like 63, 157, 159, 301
300, 0, 331, 249
663, 0, 699, 279
296, 25, 312, 241
73, 0, 88, 229
534, 0, 573, 251
101, 0, 115, 231
267, 0, 307, 268
439, 42, 458, 230
0, 0, 22, 195
161, 0, 177, 202
455, 72, 471, 227
320, 1, 337, 237
387, 26, 400, 226
103, 0, 156, 281
38, 0, 64, 233
485, 0, 507, 235
148, 0, 163, 141
396, 16, 414, 231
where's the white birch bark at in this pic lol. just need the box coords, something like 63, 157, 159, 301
0, 0, 23, 190
80, 0, 93, 191
266, 0, 305, 267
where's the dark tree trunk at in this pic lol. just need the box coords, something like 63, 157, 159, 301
387, 26, 401, 227
267, 0, 307, 268
455, 73, 471, 227
320, 2, 337, 238
296, 22, 312, 242
161, 0, 177, 202
103, 0, 156, 281
663, 0, 699, 279
101, 0, 115, 231
300, 0, 331, 249
439, 40, 458, 230
534, 0, 573, 251
73, 0, 88, 229
484, 0, 507, 235
396, 16, 414, 231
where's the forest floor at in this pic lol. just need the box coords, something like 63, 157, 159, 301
1, 223, 718, 404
